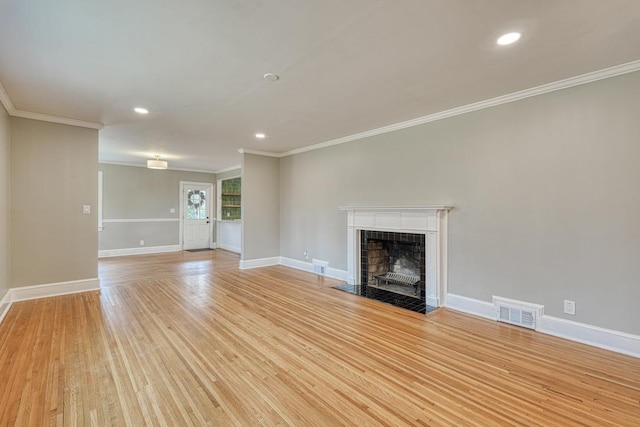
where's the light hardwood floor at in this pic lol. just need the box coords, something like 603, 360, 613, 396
0, 249, 639, 426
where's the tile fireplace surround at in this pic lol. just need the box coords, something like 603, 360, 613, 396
339, 206, 452, 308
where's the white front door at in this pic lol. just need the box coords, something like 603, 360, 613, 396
183, 184, 211, 250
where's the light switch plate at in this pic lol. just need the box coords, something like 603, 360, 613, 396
83, 205, 91, 214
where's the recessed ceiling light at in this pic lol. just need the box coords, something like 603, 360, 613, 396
497, 32, 521, 46
255, 133, 266, 139
134, 107, 149, 114
263, 73, 279, 82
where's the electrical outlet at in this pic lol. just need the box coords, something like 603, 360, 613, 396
140, 240, 145, 246
304, 251, 309, 260
564, 300, 576, 315
170, 208, 175, 213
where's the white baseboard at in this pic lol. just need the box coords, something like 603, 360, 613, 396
445, 293, 495, 320
99, 244, 182, 258
218, 243, 241, 253
538, 315, 640, 358
279, 257, 348, 281
426, 296, 440, 307
445, 293, 640, 358
239, 257, 280, 270
0, 289, 11, 324
10, 278, 101, 302
327, 267, 348, 281
0, 278, 101, 326
280, 257, 314, 273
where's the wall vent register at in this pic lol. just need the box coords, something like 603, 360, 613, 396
493, 296, 544, 330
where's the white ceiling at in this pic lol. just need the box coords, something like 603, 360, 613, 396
1, 0, 640, 172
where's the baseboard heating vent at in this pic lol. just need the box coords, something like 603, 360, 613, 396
312, 259, 329, 276
492, 296, 544, 330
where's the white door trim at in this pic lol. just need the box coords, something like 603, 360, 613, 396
216, 174, 241, 252
216, 174, 241, 220
179, 181, 215, 250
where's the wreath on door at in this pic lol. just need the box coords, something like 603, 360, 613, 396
187, 190, 205, 209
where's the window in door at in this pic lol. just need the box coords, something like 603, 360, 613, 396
186, 189, 207, 219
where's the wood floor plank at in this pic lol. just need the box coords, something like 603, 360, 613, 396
0, 249, 639, 426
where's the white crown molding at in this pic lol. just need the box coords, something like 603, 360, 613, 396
99, 160, 217, 174
6, 59, 640, 166
238, 148, 281, 158
278, 59, 640, 158
0, 81, 16, 115
227, 60, 640, 162
214, 164, 242, 174
0, 80, 103, 129
11, 109, 103, 129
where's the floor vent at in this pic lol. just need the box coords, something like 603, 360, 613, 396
312, 259, 329, 276
493, 296, 544, 330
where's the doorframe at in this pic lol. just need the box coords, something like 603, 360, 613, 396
179, 181, 215, 250
216, 174, 242, 253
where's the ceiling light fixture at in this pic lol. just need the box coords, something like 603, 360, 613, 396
255, 133, 266, 139
497, 32, 521, 46
147, 155, 168, 169
263, 73, 280, 82
134, 107, 149, 114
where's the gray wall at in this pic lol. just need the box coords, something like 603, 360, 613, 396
99, 163, 216, 250
279, 70, 640, 335
241, 153, 279, 260
0, 104, 10, 298
11, 118, 98, 287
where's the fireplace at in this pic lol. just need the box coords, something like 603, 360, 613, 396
339, 205, 452, 310
361, 231, 425, 299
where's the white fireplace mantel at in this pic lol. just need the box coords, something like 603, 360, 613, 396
339, 205, 452, 308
